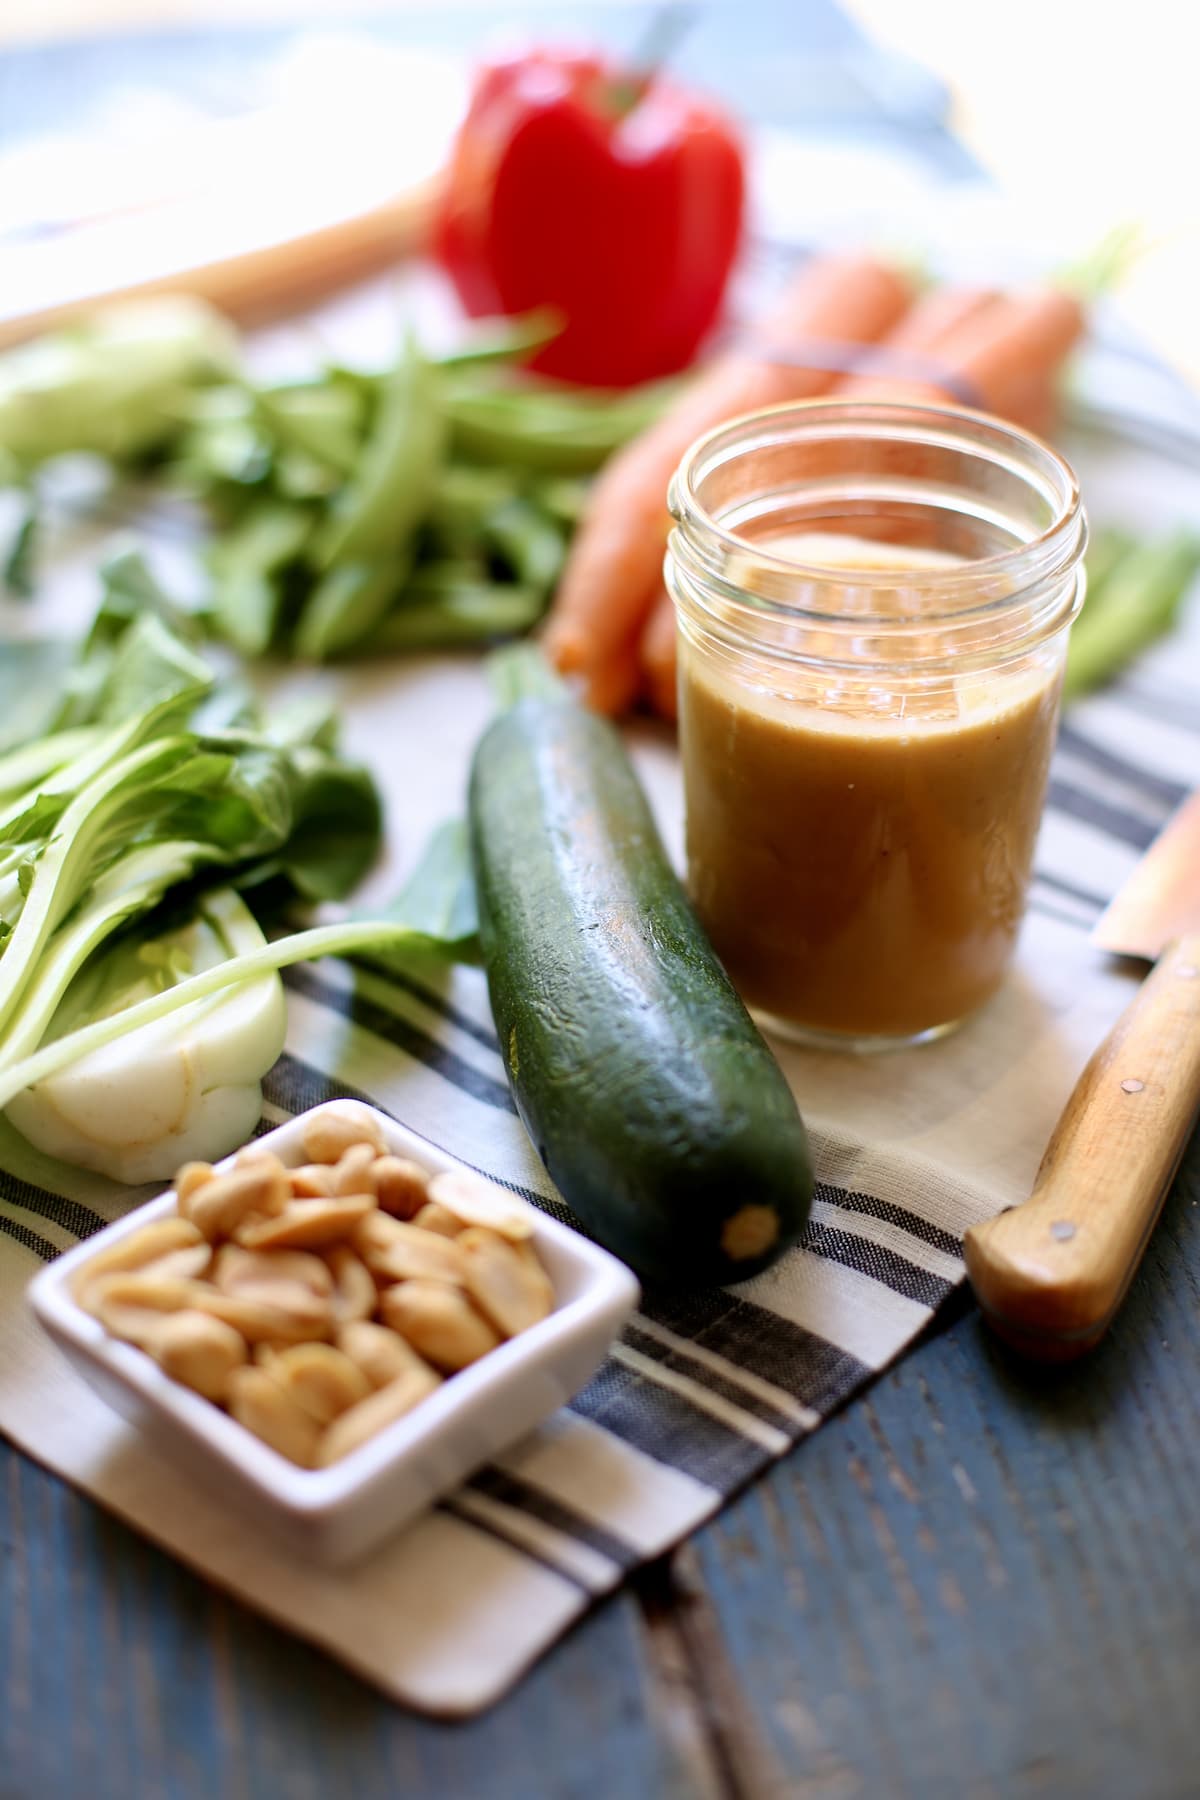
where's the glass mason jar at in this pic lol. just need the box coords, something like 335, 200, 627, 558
665, 400, 1087, 1052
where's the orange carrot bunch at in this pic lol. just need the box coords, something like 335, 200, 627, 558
540, 256, 1087, 721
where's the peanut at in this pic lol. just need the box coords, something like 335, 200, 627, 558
410, 1201, 463, 1239
82, 1272, 246, 1354
181, 1163, 290, 1241
350, 1210, 404, 1258
174, 1162, 215, 1206
379, 1280, 501, 1372
213, 1244, 333, 1300
235, 1146, 289, 1183
288, 1163, 337, 1199
323, 1245, 376, 1324
233, 1194, 375, 1251
147, 1310, 247, 1401
458, 1227, 555, 1337
371, 1156, 430, 1219
317, 1365, 443, 1466
513, 1236, 558, 1292
331, 1143, 377, 1197
337, 1319, 439, 1390
149, 1243, 214, 1283
257, 1342, 372, 1426
70, 1219, 209, 1304
352, 1216, 468, 1285
195, 1283, 333, 1344
78, 1116, 561, 1469
427, 1170, 537, 1241
228, 1366, 322, 1467
301, 1101, 388, 1164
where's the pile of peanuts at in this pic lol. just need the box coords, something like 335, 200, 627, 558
71, 1101, 555, 1468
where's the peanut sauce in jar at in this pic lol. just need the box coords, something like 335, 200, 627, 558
666, 406, 1086, 1050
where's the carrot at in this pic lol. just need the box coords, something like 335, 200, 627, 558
541, 254, 914, 691
639, 589, 679, 720
834, 285, 1084, 427
989, 371, 1057, 438
956, 287, 1086, 412
581, 629, 644, 717
834, 287, 998, 401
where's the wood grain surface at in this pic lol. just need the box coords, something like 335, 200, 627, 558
2, 1132, 1195, 1800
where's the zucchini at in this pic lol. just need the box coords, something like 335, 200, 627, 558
469, 695, 813, 1287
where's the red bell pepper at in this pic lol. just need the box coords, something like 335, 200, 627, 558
435, 48, 746, 387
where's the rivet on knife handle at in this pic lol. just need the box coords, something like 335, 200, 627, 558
963, 934, 1200, 1360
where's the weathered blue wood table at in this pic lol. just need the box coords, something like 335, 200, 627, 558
2, 1141, 1195, 1797
1, 10, 1197, 1796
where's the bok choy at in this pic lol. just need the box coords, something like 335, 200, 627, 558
5, 887, 287, 1184
0, 552, 429, 1181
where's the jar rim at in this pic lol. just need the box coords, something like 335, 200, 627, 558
668, 397, 1086, 614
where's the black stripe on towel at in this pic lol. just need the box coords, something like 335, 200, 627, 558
353, 962, 500, 1053
0, 1173, 107, 1243
466, 1467, 638, 1573
262, 1052, 380, 1119
639, 1289, 869, 1417
799, 1220, 955, 1309
621, 1320, 802, 1435
0, 1210, 58, 1262
815, 1184, 963, 1259
1034, 870, 1110, 913
1028, 894, 1092, 931
1105, 683, 1200, 737
284, 965, 515, 1113
570, 1355, 770, 1492
263, 1051, 524, 1151
437, 1498, 593, 1595
1046, 779, 1160, 851
1055, 722, 1188, 810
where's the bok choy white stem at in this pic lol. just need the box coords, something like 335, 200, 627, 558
5, 888, 288, 1183
0, 914, 425, 1119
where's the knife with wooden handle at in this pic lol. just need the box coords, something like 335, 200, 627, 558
964, 789, 1200, 1360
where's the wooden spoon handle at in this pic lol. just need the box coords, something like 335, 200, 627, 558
0, 182, 439, 351
963, 934, 1200, 1359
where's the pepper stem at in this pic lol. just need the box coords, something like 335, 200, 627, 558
609, 4, 697, 116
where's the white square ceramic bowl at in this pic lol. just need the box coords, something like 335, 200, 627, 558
29, 1103, 639, 1567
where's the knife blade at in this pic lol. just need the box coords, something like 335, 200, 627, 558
963, 790, 1200, 1359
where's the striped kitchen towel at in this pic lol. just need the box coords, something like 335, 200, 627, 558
1, 425, 1198, 1715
